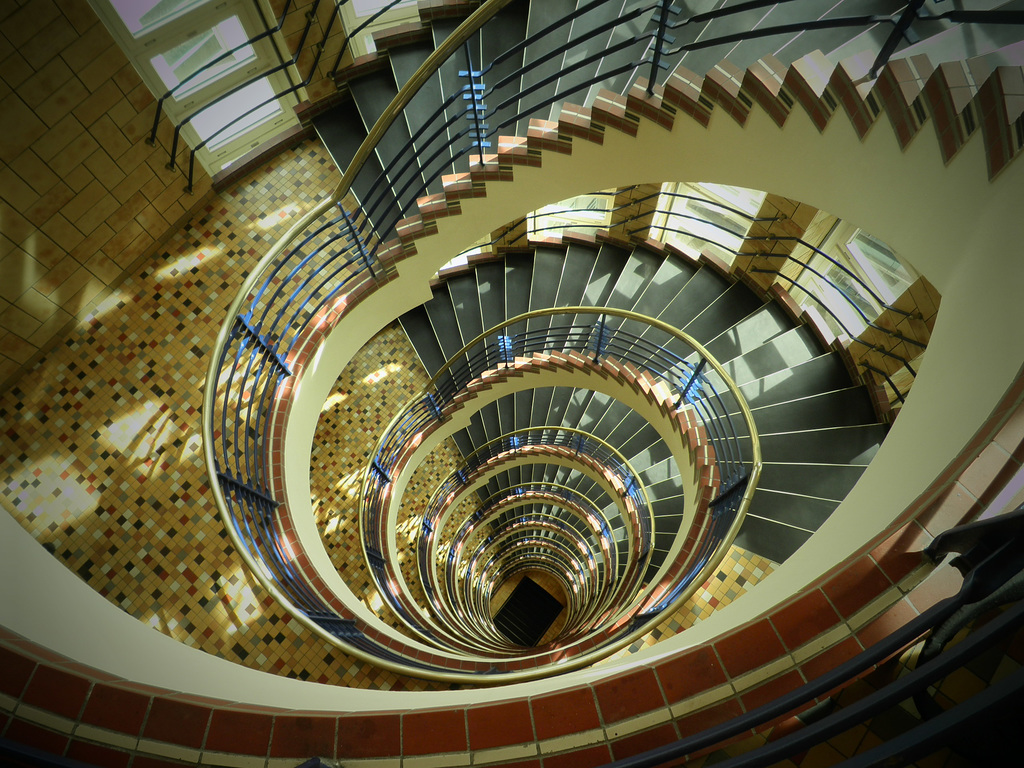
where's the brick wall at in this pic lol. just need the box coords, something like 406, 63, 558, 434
0, 0, 214, 390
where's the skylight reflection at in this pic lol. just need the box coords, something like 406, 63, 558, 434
156, 246, 223, 280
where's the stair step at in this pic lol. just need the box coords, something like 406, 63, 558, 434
432, 18, 472, 182
314, 104, 401, 229
553, 243, 600, 307
527, 247, 566, 332
657, 265, 732, 332
505, 252, 534, 336
477, 261, 508, 332
448, 275, 485, 346
518, 0, 577, 135
758, 462, 866, 503
704, 301, 791, 364
738, 353, 853, 409
481, 0, 530, 135
748, 386, 878, 435
423, 285, 464, 362
758, 424, 885, 465
733, 513, 813, 564
722, 325, 823, 387
389, 41, 451, 197
399, 306, 446, 374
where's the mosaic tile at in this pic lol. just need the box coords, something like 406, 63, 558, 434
598, 545, 776, 664
0, 141, 442, 692
309, 322, 463, 634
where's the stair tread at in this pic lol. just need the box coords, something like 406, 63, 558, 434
518, 0, 577, 134
390, 41, 451, 196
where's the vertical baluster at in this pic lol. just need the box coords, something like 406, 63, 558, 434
460, 42, 490, 165
648, 0, 674, 95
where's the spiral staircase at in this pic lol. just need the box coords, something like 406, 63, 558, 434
401, 239, 884, 567
4, 0, 1024, 767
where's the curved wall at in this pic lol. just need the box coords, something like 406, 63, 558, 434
3, 35, 1024, 740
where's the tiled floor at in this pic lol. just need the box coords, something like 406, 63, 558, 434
0, 141, 439, 692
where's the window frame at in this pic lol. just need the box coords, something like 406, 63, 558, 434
88, 0, 302, 176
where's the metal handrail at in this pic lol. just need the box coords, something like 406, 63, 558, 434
449, 482, 616, 627
156, 0, 418, 190
443, 484, 613, 625
355, 306, 760, 673
202, 0, 994, 682
456, 202, 926, 404
607, 505, 1024, 767
413, 428, 651, 649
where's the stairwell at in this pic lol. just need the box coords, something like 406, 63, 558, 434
2, 0, 1024, 765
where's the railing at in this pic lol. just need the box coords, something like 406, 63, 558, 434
162, 0, 1024, 190
438, 482, 616, 640
203, 0, 1017, 682
608, 504, 1024, 767
152, 0, 415, 190
465, 188, 927, 405
412, 428, 652, 650
360, 306, 760, 662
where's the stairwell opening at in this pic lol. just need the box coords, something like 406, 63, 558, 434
491, 572, 567, 646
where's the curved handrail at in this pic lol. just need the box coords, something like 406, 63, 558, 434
413, 427, 652, 649
457, 197, 927, 405
353, 306, 760, 673
447, 486, 611, 614
442, 482, 616, 632
202, 0, 995, 683
373, 423, 654, 651
422, 306, 759, 475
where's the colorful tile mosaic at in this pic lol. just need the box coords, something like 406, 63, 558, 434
599, 544, 776, 664
309, 321, 464, 632
0, 140, 441, 692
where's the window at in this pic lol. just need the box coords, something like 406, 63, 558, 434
529, 194, 613, 238
338, 0, 419, 58
90, 0, 300, 175
651, 182, 765, 264
799, 226, 914, 338
845, 230, 916, 303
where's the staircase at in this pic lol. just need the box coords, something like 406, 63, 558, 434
196, 0, 1024, 763
306, 0, 1021, 248
212, 0, 1023, 671
399, 238, 885, 573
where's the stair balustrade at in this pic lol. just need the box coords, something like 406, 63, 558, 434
202, 0, 1016, 686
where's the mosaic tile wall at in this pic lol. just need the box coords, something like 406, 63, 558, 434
309, 321, 465, 632
0, 140, 441, 693
599, 544, 775, 665
394, 438, 467, 608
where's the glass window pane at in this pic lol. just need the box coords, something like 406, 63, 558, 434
695, 183, 766, 217
654, 182, 757, 266
190, 77, 282, 150
846, 231, 916, 299
150, 16, 255, 96
530, 195, 611, 238
352, 0, 417, 16
109, 0, 210, 37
